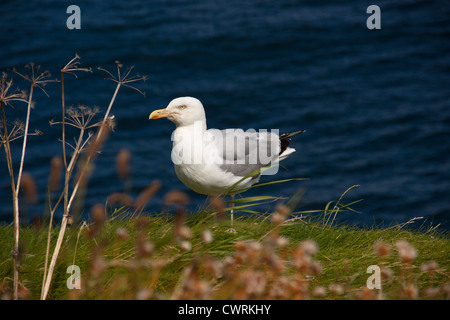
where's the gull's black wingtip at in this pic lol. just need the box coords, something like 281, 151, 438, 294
279, 130, 306, 155
288, 129, 306, 137
281, 130, 306, 138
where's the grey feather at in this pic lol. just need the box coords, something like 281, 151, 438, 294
214, 129, 280, 177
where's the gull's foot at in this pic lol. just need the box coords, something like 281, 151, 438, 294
225, 228, 237, 234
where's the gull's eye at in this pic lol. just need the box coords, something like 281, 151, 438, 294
178, 105, 187, 110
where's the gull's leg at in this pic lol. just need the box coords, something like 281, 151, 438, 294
230, 194, 235, 225
225, 194, 237, 234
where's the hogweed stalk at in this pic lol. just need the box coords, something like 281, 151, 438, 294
60, 54, 92, 169
13, 64, 52, 207
41, 56, 92, 297
1, 65, 52, 299
41, 59, 146, 300
41, 107, 109, 300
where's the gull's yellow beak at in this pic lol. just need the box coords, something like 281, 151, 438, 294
149, 108, 170, 120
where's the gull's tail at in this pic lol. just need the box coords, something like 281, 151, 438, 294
279, 130, 305, 157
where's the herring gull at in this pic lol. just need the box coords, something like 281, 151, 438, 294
149, 97, 304, 222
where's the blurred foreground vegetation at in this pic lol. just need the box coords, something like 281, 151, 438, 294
1, 206, 448, 300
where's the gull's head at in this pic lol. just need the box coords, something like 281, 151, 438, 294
149, 97, 206, 127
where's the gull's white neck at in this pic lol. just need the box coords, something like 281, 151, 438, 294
172, 120, 207, 144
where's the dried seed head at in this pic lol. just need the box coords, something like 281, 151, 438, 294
134, 216, 151, 230
403, 284, 419, 299
135, 180, 161, 210
0, 73, 29, 107
91, 204, 106, 224
328, 284, 345, 296
291, 247, 311, 271
312, 286, 327, 298
98, 63, 147, 96
13, 63, 54, 96
274, 236, 289, 248
354, 286, 375, 300
269, 276, 290, 299
86, 122, 111, 157
246, 241, 262, 253
222, 257, 239, 280
245, 241, 263, 264
178, 225, 193, 240
444, 283, 450, 300
116, 148, 131, 180
136, 288, 151, 300
86, 205, 106, 237
151, 259, 169, 271
420, 261, 438, 273
90, 255, 107, 276
115, 227, 129, 241
172, 207, 187, 242
210, 196, 225, 219
300, 239, 319, 256
48, 156, 63, 193
235, 241, 246, 252
275, 203, 290, 217
395, 240, 417, 263
201, 229, 213, 244
20, 172, 37, 204
423, 287, 440, 298
381, 267, 394, 282
310, 260, 323, 275
107, 192, 134, 207
106, 115, 116, 131
62, 54, 92, 76
204, 258, 223, 278
191, 280, 212, 300
270, 212, 284, 225
32, 215, 44, 231
179, 240, 192, 251
164, 190, 190, 206
244, 270, 267, 297
67, 215, 74, 227
266, 251, 284, 274
374, 240, 391, 257
136, 238, 155, 257
18, 283, 30, 300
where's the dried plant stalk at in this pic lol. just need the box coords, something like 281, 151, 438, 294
41, 59, 145, 300
1, 65, 52, 299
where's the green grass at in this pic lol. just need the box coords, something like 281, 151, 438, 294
0, 209, 448, 300
281, 220, 449, 296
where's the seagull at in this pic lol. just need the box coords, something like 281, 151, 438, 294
149, 97, 304, 223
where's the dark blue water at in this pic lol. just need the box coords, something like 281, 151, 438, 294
1, 0, 449, 229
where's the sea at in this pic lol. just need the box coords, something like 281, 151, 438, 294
0, 0, 449, 230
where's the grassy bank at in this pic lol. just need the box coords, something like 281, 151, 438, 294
3, 56, 447, 300
0, 208, 448, 300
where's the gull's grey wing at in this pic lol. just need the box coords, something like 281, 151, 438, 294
210, 129, 281, 178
